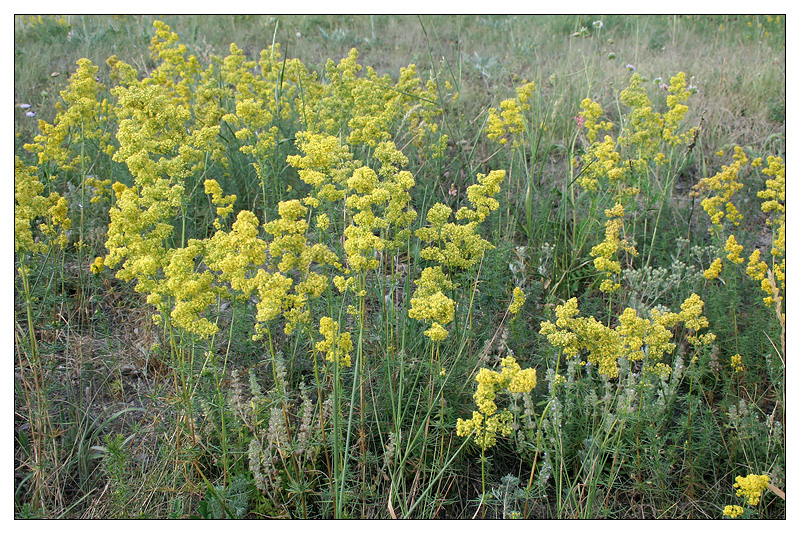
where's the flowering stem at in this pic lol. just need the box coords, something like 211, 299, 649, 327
522, 395, 554, 517
78, 120, 87, 301
18, 260, 39, 363
358, 276, 367, 516
478, 449, 487, 518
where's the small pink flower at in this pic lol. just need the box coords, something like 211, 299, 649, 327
26, 111, 36, 117
19, 103, 31, 109
574, 115, 585, 128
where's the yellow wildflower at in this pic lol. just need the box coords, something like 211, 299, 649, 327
724, 235, 744, 264
693, 147, 747, 231
316, 316, 354, 367
730, 354, 744, 373
15, 157, 71, 255
734, 474, 770, 506
723, 505, 744, 519
703, 258, 723, 280
540, 294, 709, 379
509, 287, 526, 315
456, 356, 537, 450
90, 256, 105, 274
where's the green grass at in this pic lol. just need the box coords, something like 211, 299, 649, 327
14, 14, 785, 519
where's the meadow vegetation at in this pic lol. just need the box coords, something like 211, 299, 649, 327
14, 14, 785, 519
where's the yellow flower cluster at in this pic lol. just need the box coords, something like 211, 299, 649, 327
730, 354, 744, 373
692, 146, 747, 231
90, 256, 105, 274
396, 65, 446, 157
104, 176, 183, 305
86, 175, 114, 205
101, 41, 232, 335
619, 73, 665, 162
679, 293, 715, 345
662, 72, 695, 145
24, 58, 115, 172
486, 100, 523, 145
409, 170, 505, 339
304, 48, 443, 155
695, 151, 785, 311
164, 241, 218, 337
722, 505, 744, 519
579, 98, 613, 144
15, 157, 72, 254
539, 294, 713, 378
373, 141, 418, 247
590, 203, 637, 292
287, 131, 354, 206
106, 54, 139, 86
458, 170, 506, 223
205, 209, 267, 297
416, 203, 491, 271
148, 20, 203, 108
287, 133, 419, 302
204, 179, 237, 225
215, 42, 287, 162
415, 171, 506, 272
261, 199, 340, 335
343, 166, 390, 272
509, 287, 526, 315
485, 81, 535, 146
316, 316, 354, 367
576, 72, 696, 220
734, 474, 770, 506
408, 266, 456, 342
89, 22, 506, 360
578, 135, 625, 193
703, 258, 723, 280
754, 156, 785, 307
456, 356, 537, 450
724, 235, 744, 264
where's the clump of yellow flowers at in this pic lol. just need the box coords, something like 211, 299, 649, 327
734, 473, 770, 506
415, 170, 506, 270
539, 293, 714, 379
591, 203, 637, 292
24, 58, 115, 173
693, 146, 747, 230
574, 73, 699, 292
753, 156, 785, 308
693, 149, 785, 343
723, 473, 771, 518
730, 353, 744, 374
485, 81, 536, 146
407, 266, 456, 342
509, 287, 526, 315
409, 170, 506, 341
703, 258, 723, 280
722, 505, 744, 519
456, 356, 537, 450
15, 157, 71, 255
80, 19, 515, 369
316, 317, 354, 367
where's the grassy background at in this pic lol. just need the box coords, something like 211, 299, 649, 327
13, 14, 785, 519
